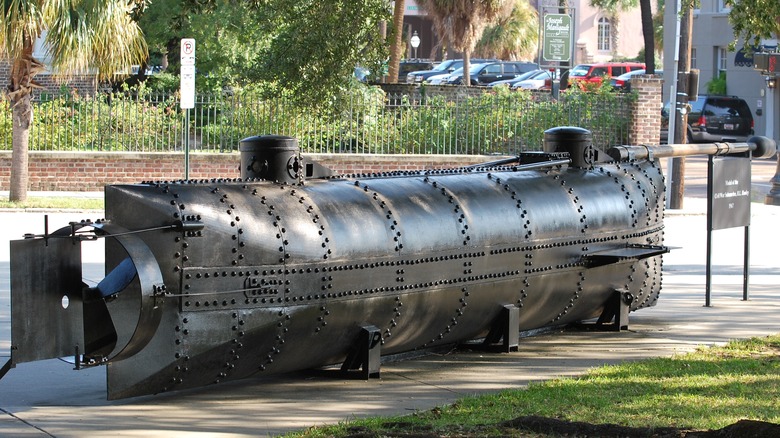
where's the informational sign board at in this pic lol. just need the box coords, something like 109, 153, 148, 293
180, 39, 195, 110
542, 13, 572, 63
705, 155, 751, 306
708, 156, 751, 230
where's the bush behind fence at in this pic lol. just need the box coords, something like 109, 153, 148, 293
0, 87, 634, 155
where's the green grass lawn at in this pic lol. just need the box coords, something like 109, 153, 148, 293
0, 196, 103, 210
290, 335, 780, 437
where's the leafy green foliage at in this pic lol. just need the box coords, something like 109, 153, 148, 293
250, 0, 389, 107
7, 91, 180, 152
1, 87, 634, 154
706, 71, 727, 95
136, 0, 389, 104
725, 0, 780, 48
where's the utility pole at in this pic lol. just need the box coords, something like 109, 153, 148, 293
670, 3, 693, 209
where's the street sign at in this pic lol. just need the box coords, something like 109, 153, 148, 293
181, 38, 195, 66
542, 13, 572, 63
180, 65, 195, 109
180, 38, 195, 110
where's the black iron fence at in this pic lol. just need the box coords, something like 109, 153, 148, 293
0, 88, 634, 155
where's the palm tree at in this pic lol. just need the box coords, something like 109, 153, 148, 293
475, 0, 539, 61
387, 0, 406, 83
1, 0, 147, 201
416, 0, 510, 85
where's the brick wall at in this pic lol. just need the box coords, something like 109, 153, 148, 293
0, 77, 664, 192
0, 151, 495, 191
628, 76, 663, 146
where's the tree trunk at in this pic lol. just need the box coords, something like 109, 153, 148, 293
611, 14, 620, 58
10, 95, 31, 202
387, 0, 406, 83
8, 41, 40, 202
640, 0, 655, 74
463, 51, 471, 86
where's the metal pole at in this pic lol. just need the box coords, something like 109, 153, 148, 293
670, 5, 693, 210
185, 109, 190, 180
743, 225, 749, 301
705, 155, 713, 307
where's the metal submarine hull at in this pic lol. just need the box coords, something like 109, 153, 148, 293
7, 127, 683, 399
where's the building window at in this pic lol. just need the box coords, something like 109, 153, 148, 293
691, 48, 697, 69
717, 0, 730, 12
597, 17, 611, 52
717, 47, 728, 72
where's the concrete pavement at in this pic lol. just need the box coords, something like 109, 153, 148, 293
0, 157, 778, 437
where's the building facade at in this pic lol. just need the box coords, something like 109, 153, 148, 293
402, 0, 651, 65
662, 0, 779, 143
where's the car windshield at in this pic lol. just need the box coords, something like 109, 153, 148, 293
447, 67, 464, 75
468, 63, 489, 73
432, 60, 458, 72
570, 65, 591, 77
515, 70, 542, 81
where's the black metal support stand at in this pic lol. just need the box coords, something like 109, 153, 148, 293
595, 290, 633, 331
479, 304, 520, 352
0, 358, 13, 381
705, 155, 752, 306
340, 325, 382, 379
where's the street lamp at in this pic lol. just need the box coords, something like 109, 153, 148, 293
410, 31, 420, 60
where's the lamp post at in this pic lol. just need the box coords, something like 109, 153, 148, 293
410, 31, 420, 60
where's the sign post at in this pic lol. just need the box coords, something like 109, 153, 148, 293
180, 38, 196, 179
542, 13, 572, 63
705, 155, 752, 306
540, 10, 574, 98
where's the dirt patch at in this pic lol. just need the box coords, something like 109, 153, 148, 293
501, 415, 780, 437
345, 416, 780, 437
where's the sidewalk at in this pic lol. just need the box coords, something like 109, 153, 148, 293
0, 158, 778, 437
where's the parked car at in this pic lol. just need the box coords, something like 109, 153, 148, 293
610, 69, 646, 91
399, 60, 434, 77
660, 95, 754, 143
406, 59, 497, 83
489, 69, 545, 88
569, 62, 645, 86
446, 61, 537, 85
426, 67, 466, 85
512, 70, 552, 90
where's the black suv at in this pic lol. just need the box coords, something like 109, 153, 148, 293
447, 61, 538, 85
661, 95, 754, 143
405, 58, 497, 83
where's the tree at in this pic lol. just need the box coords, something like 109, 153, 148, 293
137, 0, 389, 102
387, 0, 406, 83
724, 0, 780, 47
138, 0, 271, 90
639, 0, 655, 73
475, 0, 538, 61
416, 0, 511, 85
1, 0, 147, 201
250, 0, 389, 105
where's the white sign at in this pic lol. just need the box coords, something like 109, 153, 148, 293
180, 38, 195, 109
181, 38, 195, 66
180, 64, 195, 109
